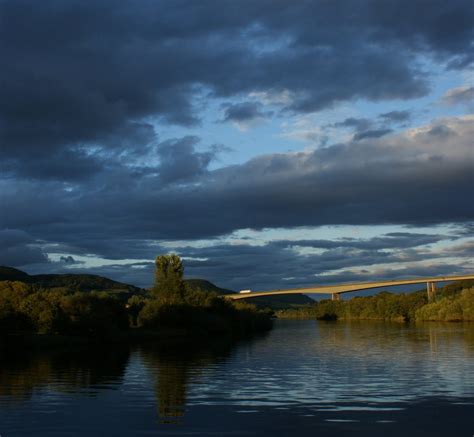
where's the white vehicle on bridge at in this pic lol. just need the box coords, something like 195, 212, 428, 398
226, 274, 474, 301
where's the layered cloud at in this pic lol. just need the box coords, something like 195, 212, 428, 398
1, 114, 472, 256
46, 229, 469, 290
0, 230, 49, 266
1, 0, 473, 287
441, 86, 474, 107
2, 0, 473, 162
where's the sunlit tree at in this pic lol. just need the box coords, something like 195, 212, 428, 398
151, 254, 186, 302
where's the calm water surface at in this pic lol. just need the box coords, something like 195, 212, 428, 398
1, 320, 473, 436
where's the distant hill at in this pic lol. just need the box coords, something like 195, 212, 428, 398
441, 279, 474, 296
248, 293, 314, 310
0, 266, 146, 298
185, 277, 314, 309
0, 266, 314, 309
0, 266, 30, 282
184, 278, 234, 295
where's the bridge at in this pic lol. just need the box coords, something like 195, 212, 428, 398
224, 274, 474, 302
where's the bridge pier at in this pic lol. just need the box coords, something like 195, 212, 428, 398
331, 293, 341, 301
426, 282, 437, 302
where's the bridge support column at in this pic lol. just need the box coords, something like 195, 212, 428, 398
427, 282, 437, 302
331, 293, 341, 301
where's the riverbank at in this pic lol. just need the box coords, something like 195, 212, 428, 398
0, 323, 273, 353
277, 286, 474, 322
0, 281, 273, 348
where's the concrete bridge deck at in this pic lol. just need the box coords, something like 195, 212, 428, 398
225, 274, 474, 301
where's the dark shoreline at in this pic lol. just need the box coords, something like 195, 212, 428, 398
0, 324, 272, 351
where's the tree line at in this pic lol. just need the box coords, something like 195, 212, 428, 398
277, 283, 474, 322
0, 255, 272, 340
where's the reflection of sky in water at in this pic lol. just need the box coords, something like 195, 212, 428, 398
1, 321, 473, 434
182, 321, 474, 410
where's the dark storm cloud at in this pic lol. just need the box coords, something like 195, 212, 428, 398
155, 136, 224, 184
1, 115, 473, 253
333, 117, 373, 132
2, 1, 474, 284
331, 112, 410, 141
379, 111, 411, 124
378, 110, 412, 123
1, 148, 104, 181
363, 0, 474, 68
222, 102, 269, 123
0, 229, 49, 267
1, 120, 157, 181
2, 0, 473, 167
139, 115, 472, 240
353, 128, 393, 141
59, 255, 82, 265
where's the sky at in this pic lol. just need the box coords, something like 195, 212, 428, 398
1, 0, 473, 291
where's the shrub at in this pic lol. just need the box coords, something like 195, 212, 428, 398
59, 292, 129, 336
416, 288, 474, 321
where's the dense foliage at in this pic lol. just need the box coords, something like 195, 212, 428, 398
0, 255, 272, 340
415, 288, 474, 321
139, 255, 272, 336
278, 285, 474, 323
0, 281, 128, 336
0, 266, 144, 296
151, 254, 186, 301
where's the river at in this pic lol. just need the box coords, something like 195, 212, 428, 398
1, 320, 473, 436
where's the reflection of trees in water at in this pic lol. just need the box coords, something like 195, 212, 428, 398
155, 359, 187, 423
309, 320, 474, 386
315, 320, 474, 355
139, 341, 233, 424
424, 322, 474, 354
0, 345, 130, 403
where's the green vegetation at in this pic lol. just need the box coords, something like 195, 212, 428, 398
278, 281, 474, 322
151, 254, 186, 301
138, 255, 272, 336
0, 256, 272, 342
0, 266, 145, 300
415, 288, 474, 321
0, 281, 129, 336
0, 265, 310, 311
